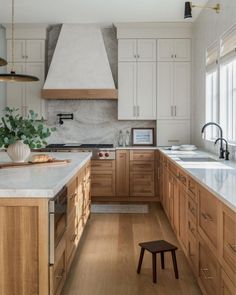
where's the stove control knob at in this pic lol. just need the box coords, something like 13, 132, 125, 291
98, 152, 103, 158
105, 152, 109, 157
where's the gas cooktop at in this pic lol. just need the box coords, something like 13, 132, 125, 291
46, 143, 114, 149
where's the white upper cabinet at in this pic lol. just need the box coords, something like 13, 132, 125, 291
118, 39, 137, 61
118, 61, 156, 120
137, 62, 156, 119
7, 39, 45, 63
118, 62, 137, 119
157, 62, 191, 120
118, 39, 156, 62
157, 39, 191, 61
156, 120, 190, 146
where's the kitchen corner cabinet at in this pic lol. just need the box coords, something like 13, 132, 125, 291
118, 61, 156, 120
157, 39, 191, 62
156, 119, 190, 146
6, 37, 46, 119
157, 62, 191, 120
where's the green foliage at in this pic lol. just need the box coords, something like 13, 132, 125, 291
0, 107, 56, 149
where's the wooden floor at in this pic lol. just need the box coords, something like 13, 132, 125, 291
62, 203, 201, 295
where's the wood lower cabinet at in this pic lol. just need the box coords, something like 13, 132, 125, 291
198, 237, 220, 295
91, 160, 115, 197
116, 150, 130, 196
179, 184, 188, 254
198, 186, 219, 252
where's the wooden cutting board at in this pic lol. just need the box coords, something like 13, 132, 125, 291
0, 159, 71, 169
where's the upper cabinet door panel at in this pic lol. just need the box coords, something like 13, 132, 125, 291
157, 62, 173, 119
174, 39, 191, 61
137, 62, 156, 119
174, 62, 191, 119
137, 39, 156, 61
25, 40, 45, 62
118, 62, 137, 120
157, 39, 174, 61
118, 39, 137, 61
7, 40, 25, 62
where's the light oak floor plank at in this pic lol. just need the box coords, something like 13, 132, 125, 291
62, 203, 201, 295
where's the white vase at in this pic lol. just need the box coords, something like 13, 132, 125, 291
7, 140, 31, 163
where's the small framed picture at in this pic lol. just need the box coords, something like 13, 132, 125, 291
131, 128, 155, 146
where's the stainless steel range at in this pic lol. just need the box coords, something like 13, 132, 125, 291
45, 143, 116, 160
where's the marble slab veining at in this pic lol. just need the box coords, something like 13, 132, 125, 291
0, 152, 92, 198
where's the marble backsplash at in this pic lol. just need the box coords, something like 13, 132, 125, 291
46, 100, 155, 145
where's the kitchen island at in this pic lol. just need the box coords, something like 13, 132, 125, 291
0, 152, 92, 295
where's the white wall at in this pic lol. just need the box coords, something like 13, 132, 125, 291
192, 0, 236, 158
0, 26, 6, 115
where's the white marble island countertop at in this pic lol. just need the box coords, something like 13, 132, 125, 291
0, 152, 92, 198
161, 149, 236, 212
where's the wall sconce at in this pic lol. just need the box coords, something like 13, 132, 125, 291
184, 2, 220, 19
57, 113, 74, 125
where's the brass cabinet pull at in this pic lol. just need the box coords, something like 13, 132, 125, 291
56, 269, 65, 279
227, 243, 236, 253
200, 268, 214, 280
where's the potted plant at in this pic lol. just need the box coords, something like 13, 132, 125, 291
0, 107, 55, 163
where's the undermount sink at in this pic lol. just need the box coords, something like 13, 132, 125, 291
179, 157, 217, 162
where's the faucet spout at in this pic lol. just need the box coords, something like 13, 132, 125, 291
201, 122, 224, 159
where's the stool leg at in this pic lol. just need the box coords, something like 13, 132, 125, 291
152, 253, 157, 283
137, 248, 145, 274
160, 252, 165, 269
171, 250, 179, 279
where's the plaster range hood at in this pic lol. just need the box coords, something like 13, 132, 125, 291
42, 24, 117, 99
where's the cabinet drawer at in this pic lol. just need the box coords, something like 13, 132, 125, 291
66, 218, 79, 270
67, 176, 77, 216
130, 173, 154, 196
92, 160, 115, 171
221, 205, 236, 276
91, 174, 115, 197
188, 196, 197, 223
50, 236, 66, 295
199, 238, 220, 295
188, 177, 198, 202
130, 161, 154, 172
188, 230, 198, 274
130, 150, 155, 161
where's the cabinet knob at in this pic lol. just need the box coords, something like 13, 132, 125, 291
171, 54, 174, 58
137, 54, 140, 58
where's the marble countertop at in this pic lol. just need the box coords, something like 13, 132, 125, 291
0, 152, 92, 198
160, 149, 236, 212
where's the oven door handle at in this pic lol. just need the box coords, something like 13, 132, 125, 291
49, 212, 55, 265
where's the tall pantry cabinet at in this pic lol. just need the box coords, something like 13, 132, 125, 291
116, 24, 192, 145
4, 25, 47, 118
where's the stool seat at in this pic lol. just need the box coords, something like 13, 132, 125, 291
137, 239, 179, 284
139, 240, 178, 253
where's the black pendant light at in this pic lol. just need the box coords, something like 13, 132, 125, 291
0, 0, 39, 82
184, 2, 192, 19
0, 58, 7, 66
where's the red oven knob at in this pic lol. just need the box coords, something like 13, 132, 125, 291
105, 152, 109, 157
98, 152, 103, 158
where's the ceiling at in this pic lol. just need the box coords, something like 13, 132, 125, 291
0, 0, 208, 24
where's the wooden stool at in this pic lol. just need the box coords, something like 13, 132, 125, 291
137, 240, 179, 283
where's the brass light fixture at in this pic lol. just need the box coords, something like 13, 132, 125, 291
0, 58, 7, 66
0, 0, 39, 82
184, 2, 220, 19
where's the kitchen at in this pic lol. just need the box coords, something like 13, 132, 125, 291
0, 0, 236, 295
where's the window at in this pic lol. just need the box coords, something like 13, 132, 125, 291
205, 42, 219, 140
205, 24, 236, 144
